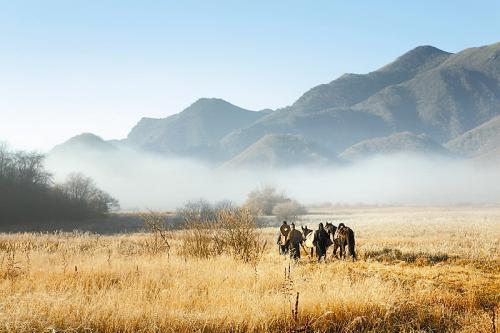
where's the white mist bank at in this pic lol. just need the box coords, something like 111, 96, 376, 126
46, 150, 500, 211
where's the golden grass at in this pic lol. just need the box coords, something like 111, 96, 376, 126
0, 206, 499, 332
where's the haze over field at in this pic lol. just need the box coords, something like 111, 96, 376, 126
46, 149, 500, 210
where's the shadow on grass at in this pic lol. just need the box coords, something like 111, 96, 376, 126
362, 247, 454, 264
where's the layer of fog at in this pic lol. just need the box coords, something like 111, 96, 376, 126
46, 150, 500, 211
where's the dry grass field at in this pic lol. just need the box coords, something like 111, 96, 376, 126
0, 206, 499, 332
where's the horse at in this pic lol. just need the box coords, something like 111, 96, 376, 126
326, 222, 356, 261
324, 222, 339, 257
301, 225, 315, 258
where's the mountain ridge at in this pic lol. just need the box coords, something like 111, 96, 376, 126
50, 42, 500, 168
339, 132, 450, 162
222, 134, 338, 169
125, 97, 268, 160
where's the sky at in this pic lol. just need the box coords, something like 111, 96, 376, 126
1, 0, 499, 151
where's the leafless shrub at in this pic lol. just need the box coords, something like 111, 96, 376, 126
215, 208, 267, 263
178, 199, 227, 258
180, 218, 218, 259
177, 199, 217, 224
140, 211, 172, 256
244, 185, 288, 216
178, 201, 266, 262
272, 200, 307, 222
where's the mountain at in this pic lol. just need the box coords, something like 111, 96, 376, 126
220, 108, 392, 157
292, 46, 452, 113
51, 133, 117, 155
52, 42, 500, 168
445, 114, 500, 162
222, 134, 338, 169
339, 132, 450, 162
353, 43, 500, 140
221, 43, 500, 156
125, 98, 269, 160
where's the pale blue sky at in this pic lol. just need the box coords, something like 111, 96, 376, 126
1, 0, 499, 150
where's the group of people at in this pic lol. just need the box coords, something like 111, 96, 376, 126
276, 220, 352, 262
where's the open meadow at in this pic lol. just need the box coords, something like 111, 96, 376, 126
0, 206, 499, 332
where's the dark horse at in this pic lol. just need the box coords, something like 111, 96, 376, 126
325, 222, 356, 261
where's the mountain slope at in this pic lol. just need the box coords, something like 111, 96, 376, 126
125, 98, 268, 158
354, 43, 500, 140
292, 45, 451, 113
220, 108, 392, 156
222, 134, 338, 169
445, 114, 500, 159
339, 132, 450, 161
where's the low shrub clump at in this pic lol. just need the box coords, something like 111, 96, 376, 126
179, 203, 267, 263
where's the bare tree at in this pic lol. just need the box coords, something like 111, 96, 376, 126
272, 200, 307, 222
60, 172, 119, 216
0, 143, 13, 179
244, 185, 288, 215
177, 199, 217, 225
63, 172, 95, 201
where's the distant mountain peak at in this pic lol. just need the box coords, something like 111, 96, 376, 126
125, 97, 267, 157
192, 97, 237, 107
290, 44, 452, 114
64, 132, 106, 144
407, 45, 447, 55
51, 132, 116, 154
379, 45, 451, 74
182, 97, 254, 115
192, 97, 230, 106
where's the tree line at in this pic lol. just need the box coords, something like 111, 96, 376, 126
0, 144, 118, 225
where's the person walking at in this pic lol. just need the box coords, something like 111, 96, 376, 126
314, 223, 329, 262
277, 221, 291, 255
286, 223, 304, 261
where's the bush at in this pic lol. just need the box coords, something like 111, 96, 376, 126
178, 199, 229, 259
272, 200, 307, 222
244, 185, 288, 215
178, 200, 267, 263
140, 211, 171, 256
214, 208, 267, 263
177, 199, 217, 225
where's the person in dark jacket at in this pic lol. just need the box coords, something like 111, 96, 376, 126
314, 223, 329, 262
286, 223, 304, 261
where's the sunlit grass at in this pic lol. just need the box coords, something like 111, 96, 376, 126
0, 206, 498, 332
